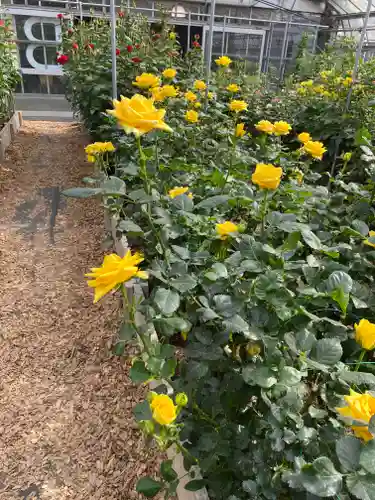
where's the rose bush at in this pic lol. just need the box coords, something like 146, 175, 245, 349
61, 14, 375, 500
0, 18, 19, 128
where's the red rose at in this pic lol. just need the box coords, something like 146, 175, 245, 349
57, 13, 64, 19
153, 33, 161, 40
127, 45, 133, 52
135, 43, 141, 49
194, 34, 200, 40
118, 10, 125, 17
57, 54, 69, 65
192, 41, 200, 48
72, 43, 78, 49
88, 43, 94, 49
131, 57, 142, 63
68, 28, 74, 35
116, 48, 120, 56
0, 20, 4, 27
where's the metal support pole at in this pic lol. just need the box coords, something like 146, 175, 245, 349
311, 25, 319, 54
187, 11, 191, 50
205, 0, 216, 85
110, 0, 117, 100
346, 0, 373, 111
279, 18, 290, 80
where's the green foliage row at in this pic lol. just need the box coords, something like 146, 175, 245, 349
0, 18, 19, 127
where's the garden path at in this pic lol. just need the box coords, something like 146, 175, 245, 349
0, 122, 159, 500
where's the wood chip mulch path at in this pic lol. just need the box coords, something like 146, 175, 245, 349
0, 122, 161, 500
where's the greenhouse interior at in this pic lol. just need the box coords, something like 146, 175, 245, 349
2, 0, 375, 498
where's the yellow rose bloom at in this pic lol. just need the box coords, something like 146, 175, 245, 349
85, 142, 115, 154
343, 77, 353, 87
297, 132, 311, 144
300, 80, 313, 87
229, 100, 248, 113
335, 77, 343, 85
355, 319, 375, 350
216, 221, 239, 240
342, 151, 352, 162
255, 120, 274, 134
227, 83, 240, 92
169, 186, 193, 199
297, 87, 307, 96
252, 163, 282, 190
162, 68, 177, 79
364, 230, 375, 248
185, 109, 199, 123
194, 80, 206, 91
87, 154, 95, 163
320, 70, 332, 79
207, 92, 214, 100
337, 389, 375, 441
107, 94, 172, 136
169, 32, 176, 40
150, 86, 165, 102
85, 250, 148, 303
235, 123, 246, 138
194, 102, 201, 109
273, 121, 292, 136
150, 394, 177, 426
160, 85, 178, 98
215, 55, 232, 67
303, 140, 327, 160
185, 91, 197, 102
132, 73, 160, 89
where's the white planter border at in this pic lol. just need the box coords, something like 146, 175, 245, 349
0, 111, 23, 161
105, 209, 209, 500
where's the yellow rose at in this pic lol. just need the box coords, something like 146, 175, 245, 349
150, 394, 177, 426
335, 77, 343, 85
216, 221, 239, 240
320, 70, 332, 79
185, 91, 197, 102
355, 319, 375, 350
162, 68, 177, 79
150, 86, 165, 102
235, 123, 246, 138
227, 83, 240, 92
297, 87, 307, 96
132, 73, 160, 89
160, 85, 178, 98
229, 100, 248, 113
300, 80, 313, 87
273, 121, 291, 136
343, 77, 353, 87
185, 110, 199, 123
107, 94, 172, 136
252, 163, 282, 190
337, 389, 375, 441
303, 140, 327, 160
297, 132, 311, 144
194, 102, 201, 109
255, 120, 274, 134
313, 85, 325, 94
194, 80, 206, 91
85, 142, 115, 154
169, 32, 176, 40
207, 92, 214, 100
87, 154, 95, 163
85, 250, 148, 303
342, 151, 352, 162
364, 230, 375, 248
169, 186, 193, 199
215, 55, 232, 67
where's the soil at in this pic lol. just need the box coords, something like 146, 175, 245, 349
0, 122, 160, 500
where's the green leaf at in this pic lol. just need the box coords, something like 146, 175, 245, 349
185, 479, 206, 491
223, 314, 249, 334
336, 436, 361, 471
327, 271, 353, 294
242, 480, 257, 494
160, 358, 177, 378
160, 460, 178, 482
195, 195, 229, 210
133, 400, 152, 422
154, 288, 180, 315
172, 194, 193, 212
136, 477, 163, 497
338, 371, 375, 387
300, 457, 342, 497
346, 473, 375, 500
153, 317, 191, 336
171, 245, 190, 260
171, 275, 197, 292
314, 338, 343, 365
118, 219, 144, 234
279, 366, 302, 386
113, 322, 136, 355
360, 440, 375, 473
130, 360, 151, 383
102, 176, 126, 195
209, 263, 228, 279
242, 365, 277, 388
62, 187, 102, 198
301, 229, 322, 250
352, 220, 370, 236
